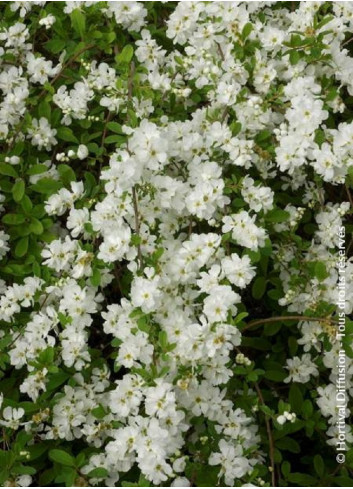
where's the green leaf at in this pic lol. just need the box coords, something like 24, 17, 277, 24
106, 122, 123, 134
15, 237, 28, 257
29, 218, 43, 235
314, 454, 324, 477
117, 45, 134, 64
12, 464, 36, 476
276, 437, 300, 453
333, 476, 353, 486
289, 50, 300, 65
38, 101, 51, 121
45, 38, 66, 54
288, 473, 317, 486
87, 468, 108, 478
31, 178, 62, 194
264, 322, 282, 336
281, 461, 291, 478
234, 311, 249, 324
2, 213, 25, 225
90, 268, 101, 287
104, 135, 125, 145
26, 164, 49, 176
71, 9, 86, 38
56, 127, 79, 143
56, 467, 77, 486
159, 330, 168, 349
242, 22, 253, 40
260, 404, 273, 417
46, 371, 70, 392
91, 405, 107, 419
289, 384, 303, 413
255, 129, 272, 144
314, 261, 328, 281
49, 449, 75, 467
266, 209, 290, 223
264, 369, 287, 381
37, 347, 54, 365
27, 442, 51, 461
191, 463, 219, 487
314, 129, 326, 147
0, 163, 19, 178
20, 195, 33, 213
252, 276, 267, 300
230, 121, 242, 136
301, 399, 313, 419
12, 179, 25, 202
57, 164, 77, 185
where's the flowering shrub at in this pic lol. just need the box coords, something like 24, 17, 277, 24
0, 1, 353, 487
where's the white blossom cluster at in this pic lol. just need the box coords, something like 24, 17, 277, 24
0, 1, 352, 487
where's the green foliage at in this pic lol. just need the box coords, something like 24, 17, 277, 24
0, 1, 352, 488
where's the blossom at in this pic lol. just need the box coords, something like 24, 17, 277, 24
27, 117, 57, 150
222, 211, 267, 251
209, 440, 253, 486
284, 354, 319, 383
0, 407, 25, 429
0, 2, 352, 486
221, 253, 256, 289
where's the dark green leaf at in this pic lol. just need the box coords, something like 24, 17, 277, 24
2, 213, 26, 225
0, 163, 19, 178
15, 237, 28, 257
12, 179, 25, 202
56, 127, 79, 143
49, 449, 75, 467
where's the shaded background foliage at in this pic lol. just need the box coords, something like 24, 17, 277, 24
0, 1, 352, 487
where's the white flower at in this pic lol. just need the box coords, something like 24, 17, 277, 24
171, 477, 190, 487
27, 117, 57, 150
203, 285, 240, 323
0, 406, 25, 429
42, 237, 77, 272
284, 354, 319, 383
26, 53, 60, 84
221, 253, 256, 289
130, 276, 161, 313
209, 439, 253, 485
77, 144, 89, 160
98, 225, 131, 263
241, 176, 274, 213
277, 415, 286, 425
39, 14, 56, 29
222, 211, 267, 251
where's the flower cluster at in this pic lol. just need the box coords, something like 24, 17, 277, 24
0, 2, 352, 487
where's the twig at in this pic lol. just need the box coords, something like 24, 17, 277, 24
216, 42, 225, 61
221, 106, 228, 123
242, 315, 338, 332
342, 36, 353, 48
188, 218, 193, 237
255, 382, 276, 487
